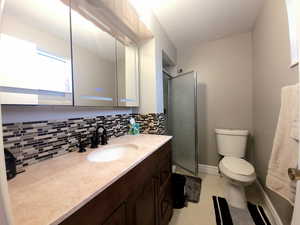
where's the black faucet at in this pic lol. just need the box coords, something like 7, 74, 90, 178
77, 135, 87, 153
91, 125, 108, 148
90, 126, 100, 149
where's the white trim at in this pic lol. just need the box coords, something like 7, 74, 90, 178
256, 180, 284, 225
198, 164, 219, 176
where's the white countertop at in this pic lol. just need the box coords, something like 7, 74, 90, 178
8, 134, 172, 225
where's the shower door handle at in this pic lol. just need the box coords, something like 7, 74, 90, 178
288, 168, 300, 181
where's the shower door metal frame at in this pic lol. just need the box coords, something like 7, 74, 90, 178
166, 70, 199, 176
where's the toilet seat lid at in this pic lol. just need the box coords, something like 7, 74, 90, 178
221, 157, 255, 176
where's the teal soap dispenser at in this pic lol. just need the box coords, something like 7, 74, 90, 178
129, 118, 140, 135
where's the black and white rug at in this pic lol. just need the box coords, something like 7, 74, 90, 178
213, 196, 272, 225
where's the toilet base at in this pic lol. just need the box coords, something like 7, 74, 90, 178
224, 180, 247, 209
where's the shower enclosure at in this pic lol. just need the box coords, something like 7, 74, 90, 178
163, 70, 198, 175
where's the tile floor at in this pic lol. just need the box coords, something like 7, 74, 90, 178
169, 169, 274, 225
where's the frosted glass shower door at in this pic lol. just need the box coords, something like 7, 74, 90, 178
169, 71, 198, 175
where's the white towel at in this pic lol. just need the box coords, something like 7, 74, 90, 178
290, 84, 299, 141
291, 97, 300, 142
266, 84, 299, 205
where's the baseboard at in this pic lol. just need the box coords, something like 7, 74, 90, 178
256, 180, 283, 225
198, 164, 219, 176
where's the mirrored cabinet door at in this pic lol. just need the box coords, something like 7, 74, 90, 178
116, 41, 139, 107
71, 6, 117, 107
0, 0, 73, 105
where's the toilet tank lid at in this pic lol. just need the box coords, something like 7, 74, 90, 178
215, 129, 248, 136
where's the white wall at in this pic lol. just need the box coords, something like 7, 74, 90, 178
138, 12, 177, 114
138, 39, 158, 114
141, 11, 177, 64
178, 32, 253, 166
252, 0, 298, 223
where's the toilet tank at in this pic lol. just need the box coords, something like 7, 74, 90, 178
215, 129, 249, 158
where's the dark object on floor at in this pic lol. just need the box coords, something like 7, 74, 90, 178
5, 149, 16, 180
171, 173, 202, 207
185, 175, 202, 203
172, 173, 186, 209
213, 196, 272, 225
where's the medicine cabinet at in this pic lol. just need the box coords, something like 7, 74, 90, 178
0, 0, 141, 107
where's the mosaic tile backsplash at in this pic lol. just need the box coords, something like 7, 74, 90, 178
3, 113, 167, 173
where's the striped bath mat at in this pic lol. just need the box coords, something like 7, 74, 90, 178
213, 196, 272, 225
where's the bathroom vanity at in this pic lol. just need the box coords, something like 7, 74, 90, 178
8, 135, 173, 225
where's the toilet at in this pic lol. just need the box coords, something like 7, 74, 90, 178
215, 129, 256, 209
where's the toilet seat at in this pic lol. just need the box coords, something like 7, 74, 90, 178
220, 157, 256, 183
221, 157, 254, 176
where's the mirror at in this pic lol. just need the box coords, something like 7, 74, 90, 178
71, 6, 117, 107
116, 41, 139, 107
0, 0, 73, 105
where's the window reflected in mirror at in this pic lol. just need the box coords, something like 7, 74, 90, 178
285, 0, 299, 67
0, 0, 73, 105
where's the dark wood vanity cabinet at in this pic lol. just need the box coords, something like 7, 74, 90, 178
60, 141, 173, 225
158, 150, 173, 225
102, 204, 126, 225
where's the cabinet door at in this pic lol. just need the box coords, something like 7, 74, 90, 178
159, 152, 172, 192
158, 179, 173, 225
71, 5, 117, 107
116, 40, 139, 107
102, 204, 126, 225
126, 177, 157, 225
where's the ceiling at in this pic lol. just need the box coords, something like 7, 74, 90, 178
152, 0, 264, 48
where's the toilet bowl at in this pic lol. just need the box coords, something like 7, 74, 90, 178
219, 156, 256, 208
215, 129, 256, 209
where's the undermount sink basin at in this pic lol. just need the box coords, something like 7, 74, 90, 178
87, 144, 138, 162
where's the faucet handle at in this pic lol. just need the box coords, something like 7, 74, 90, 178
97, 126, 105, 134
98, 126, 108, 145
